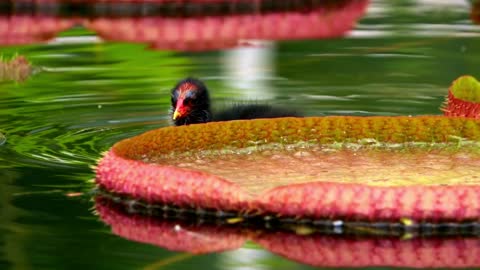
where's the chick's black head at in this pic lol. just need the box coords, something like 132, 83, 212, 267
171, 78, 211, 126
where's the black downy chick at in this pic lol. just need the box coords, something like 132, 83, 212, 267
170, 77, 300, 125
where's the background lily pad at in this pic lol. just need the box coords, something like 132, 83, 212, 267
444, 76, 480, 118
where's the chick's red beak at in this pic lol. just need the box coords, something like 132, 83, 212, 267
172, 98, 187, 120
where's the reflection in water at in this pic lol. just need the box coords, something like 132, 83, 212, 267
0, 132, 5, 146
223, 43, 276, 100
256, 232, 480, 268
96, 197, 247, 254
0, 170, 30, 270
353, 0, 479, 38
96, 196, 480, 268
220, 248, 271, 270
0, 0, 370, 51
0, 16, 76, 45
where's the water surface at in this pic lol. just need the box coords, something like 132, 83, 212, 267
1, 0, 480, 269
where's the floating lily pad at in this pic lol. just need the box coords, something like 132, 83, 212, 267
96, 116, 480, 222
444, 75, 480, 118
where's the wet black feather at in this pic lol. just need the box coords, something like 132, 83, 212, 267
170, 78, 300, 126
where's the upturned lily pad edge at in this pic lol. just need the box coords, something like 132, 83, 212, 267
96, 115, 480, 222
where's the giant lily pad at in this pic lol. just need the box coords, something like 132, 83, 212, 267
96, 116, 480, 222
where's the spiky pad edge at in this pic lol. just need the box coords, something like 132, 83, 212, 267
96, 150, 252, 211
96, 116, 480, 221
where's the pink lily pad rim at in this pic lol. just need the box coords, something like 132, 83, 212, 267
95, 116, 480, 222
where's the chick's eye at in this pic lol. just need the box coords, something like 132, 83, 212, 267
183, 98, 194, 106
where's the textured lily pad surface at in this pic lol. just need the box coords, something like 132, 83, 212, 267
96, 116, 480, 221
160, 148, 480, 195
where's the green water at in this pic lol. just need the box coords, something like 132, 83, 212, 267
1, 1, 480, 269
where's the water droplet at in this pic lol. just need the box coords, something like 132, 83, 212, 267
195, 159, 206, 164
294, 151, 311, 158
332, 220, 344, 234
261, 150, 272, 156
332, 220, 343, 228
66, 192, 83, 197
0, 132, 6, 146
292, 225, 315, 236
226, 217, 244, 224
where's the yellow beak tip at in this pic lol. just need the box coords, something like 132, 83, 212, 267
172, 111, 181, 120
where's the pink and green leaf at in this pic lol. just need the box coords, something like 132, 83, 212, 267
96, 116, 480, 222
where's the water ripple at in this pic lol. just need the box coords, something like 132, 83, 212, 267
0, 132, 6, 146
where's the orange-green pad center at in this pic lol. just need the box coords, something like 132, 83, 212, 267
152, 146, 480, 195
113, 116, 480, 195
